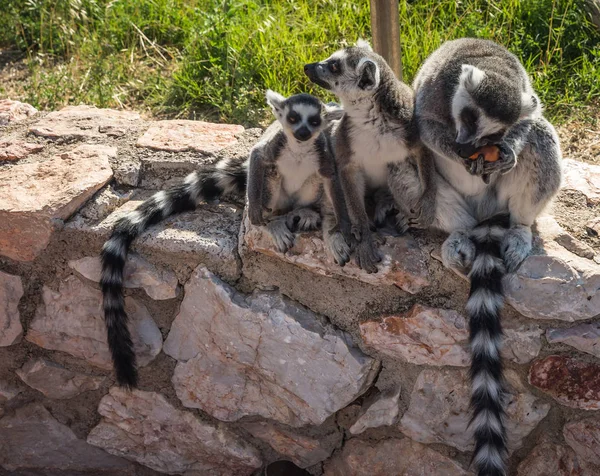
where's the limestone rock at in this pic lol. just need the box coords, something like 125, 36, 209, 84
0, 379, 21, 404
27, 276, 162, 370
164, 266, 379, 427
69, 254, 178, 300
564, 417, 600, 466
243, 421, 341, 468
0, 99, 37, 125
349, 384, 402, 435
587, 217, 600, 237
547, 323, 600, 358
529, 355, 600, 410
87, 387, 262, 475
136, 119, 244, 153
0, 403, 135, 474
323, 438, 469, 476
113, 159, 141, 187
0, 271, 23, 346
502, 324, 543, 364
399, 368, 549, 452
562, 158, 600, 206
0, 139, 43, 161
0, 144, 114, 261
360, 305, 469, 366
517, 442, 592, 476
29, 105, 141, 140
16, 358, 104, 399
78, 186, 132, 222
244, 217, 429, 294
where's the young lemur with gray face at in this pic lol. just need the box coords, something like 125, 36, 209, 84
397, 38, 562, 476
101, 91, 351, 388
304, 40, 437, 273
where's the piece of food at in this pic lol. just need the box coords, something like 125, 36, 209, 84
468, 145, 500, 162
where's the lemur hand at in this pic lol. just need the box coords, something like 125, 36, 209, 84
482, 143, 517, 175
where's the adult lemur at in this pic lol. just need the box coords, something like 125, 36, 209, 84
304, 40, 437, 273
398, 38, 562, 475
101, 91, 351, 388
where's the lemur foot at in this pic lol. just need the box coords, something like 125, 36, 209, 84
395, 212, 410, 235
286, 207, 321, 232
501, 226, 532, 273
374, 194, 398, 227
266, 218, 295, 253
442, 231, 475, 273
354, 235, 381, 274
326, 231, 351, 267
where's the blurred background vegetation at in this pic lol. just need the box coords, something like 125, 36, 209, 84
0, 0, 599, 126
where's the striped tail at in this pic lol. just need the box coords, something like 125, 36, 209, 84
101, 158, 247, 387
467, 214, 510, 476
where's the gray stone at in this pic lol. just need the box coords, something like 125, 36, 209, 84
87, 387, 262, 475
29, 105, 141, 140
164, 266, 379, 427
0, 99, 37, 125
0, 270, 23, 346
27, 276, 162, 370
16, 358, 104, 399
517, 442, 593, 476
547, 323, 600, 358
243, 421, 341, 468
349, 383, 402, 435
0, 379, 22, 417
243, 215, 429, 294
587, 217, 600, 237
399, 368, 550, 452
114, 159, 141, 187
324, 438, 469, 476
78, 186, 132, 222
0, 403, 136, 474
536, 215, 596, 259
564, 417, 600, 466
69, 254, 178, 300
562, 158, 600, 206
502, 324, 543, 364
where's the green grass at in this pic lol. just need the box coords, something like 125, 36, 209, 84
1, 0, 599, 126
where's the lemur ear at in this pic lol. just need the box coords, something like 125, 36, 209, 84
355, 39, 373, 51
357, 58, 380, 91
520, 92, 540, 119
460, 64, 486, 93
265, 89, 286, 112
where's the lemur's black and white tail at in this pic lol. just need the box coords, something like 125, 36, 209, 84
101, 158, 247, 387
467, 214, 510, 476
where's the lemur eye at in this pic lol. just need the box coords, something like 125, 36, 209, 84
287, 112, 300, 124
328, 60, 340, 74
309, 116, 321, 127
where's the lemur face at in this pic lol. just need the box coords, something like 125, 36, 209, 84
452, 64, 540, 157
266, 90, 326, 142
304, 40, 381, 98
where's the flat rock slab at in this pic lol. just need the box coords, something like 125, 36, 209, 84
517, 442, 593, 476
164, 266, 379, 427
67, 199, 243, 282
562, 158, 600, 206
564, 416, 600, 466
0, 99, 37, 125
502, 324, 543, 364
529, 355, 600, 410
136, 120, 244, 153
0, 144, 114, 261
399, 368, 549, 452
324, 438, 469, 476
0, 403, 136, 474
69, 254, 178, 300
349, 383, 402, 435
0, 270, 24, 346
360, 305, 469, 366
547, 323, 600, 358
243, 218, 429, 294
26, 276, 162, 370
16, 358, 104, 399
29, 105, 141, 139
87, 387, 262, 475
0, 139, 44, 161
243, 421, 341, 468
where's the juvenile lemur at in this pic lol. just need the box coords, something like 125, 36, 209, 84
101, 91, 351, 388
304, 40, 437, 273
397, 38, 562, 476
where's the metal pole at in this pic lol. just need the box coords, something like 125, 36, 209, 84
369, 0, 403, 80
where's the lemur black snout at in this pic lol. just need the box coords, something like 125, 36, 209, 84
294, 126, 311, 141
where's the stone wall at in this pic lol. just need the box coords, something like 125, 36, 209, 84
1, 100, 600, 475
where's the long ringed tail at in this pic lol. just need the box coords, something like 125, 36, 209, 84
100, 158, 247, 387
467, 213, 510, 476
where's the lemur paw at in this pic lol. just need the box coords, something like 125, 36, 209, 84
395, 212, 410, 235
286, 207, 321, 232
407, 205, 436, 230
501, 226, 532, 273
266, 219, 295, 253
326, 231, 351, 267
441, 231, 475, 273
354, 235, 381, 274
248, 207, 266, 227
351, 225, 363, 242
374, 196, 398, 227
483, 143, 517, 176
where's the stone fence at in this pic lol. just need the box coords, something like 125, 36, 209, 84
1, 99, 600, 475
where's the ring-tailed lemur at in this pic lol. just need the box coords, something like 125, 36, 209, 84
304, 40, 437, 273
396, 38, 562, 476
101, 91, 351, 388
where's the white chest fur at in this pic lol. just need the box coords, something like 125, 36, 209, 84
277, 146, 320, 196
435, 153, 487, 197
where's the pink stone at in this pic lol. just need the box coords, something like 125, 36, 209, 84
0, 139, 43, 161
564, 417, 600, 465
0, 270, 24, 346
0, 99, 37, 125
517, 442, 592, 476
562, 159, 600, 206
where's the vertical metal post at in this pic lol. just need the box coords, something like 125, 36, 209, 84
369, 0, 403, 80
